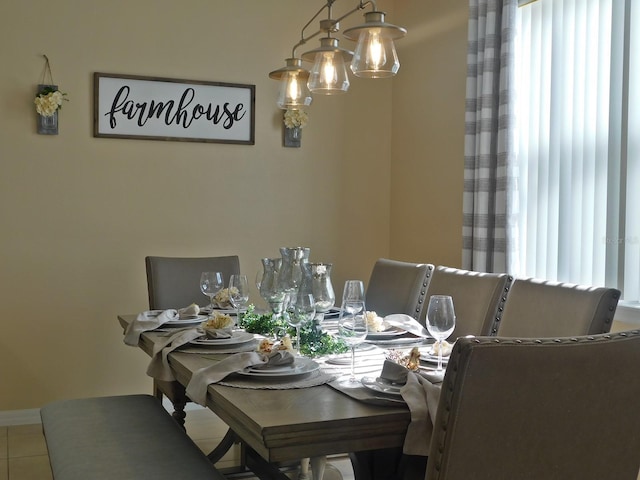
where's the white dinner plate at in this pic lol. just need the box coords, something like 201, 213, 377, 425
420, 353, 450, 365
365, 336, 429, 347
365, 326, 407, 340
200, 306, 247, 315
189, 331, 255, 346
164, 315, 208, 327
361, 377, 404, 397
237, 357, 320, 378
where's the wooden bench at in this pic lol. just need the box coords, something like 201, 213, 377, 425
40, 394, 226, 480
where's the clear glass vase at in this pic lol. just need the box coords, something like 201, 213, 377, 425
277, 247, 310, 296
299, 262, 335, 316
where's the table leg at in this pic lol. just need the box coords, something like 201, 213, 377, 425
153, 379, 188, 429
299, 458, 311, 479
206, 428, 238, 463
310, 456, 327, 480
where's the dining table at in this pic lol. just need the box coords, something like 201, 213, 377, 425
117, 312, 441, 480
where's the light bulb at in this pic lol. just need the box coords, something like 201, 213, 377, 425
366, 31, 386, 69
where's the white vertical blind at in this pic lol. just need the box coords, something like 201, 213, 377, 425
626, 0, 640, 301
513, 0, 639, 300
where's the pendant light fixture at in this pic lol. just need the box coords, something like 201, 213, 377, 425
269, 58, 313, 109
343, 10, 406, 78
268, 0, 407, 108
301, 19, 353, 95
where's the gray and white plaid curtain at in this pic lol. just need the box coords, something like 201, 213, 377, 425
462, 0, 517, 273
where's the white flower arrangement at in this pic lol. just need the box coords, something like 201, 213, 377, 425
213, 287, 239, 308
34, 87, 68, 117
283, 109, 309, 129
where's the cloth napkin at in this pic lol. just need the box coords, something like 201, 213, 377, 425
124, 309, 179, 346
382, 360, 441, 457
203, 327, 233, 339
186, 350, 295, 405
123, 305, 201, 346
146, 327, 203, 381
383, 314, 431, 338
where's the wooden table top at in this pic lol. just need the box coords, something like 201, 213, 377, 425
118, 314, 411, 462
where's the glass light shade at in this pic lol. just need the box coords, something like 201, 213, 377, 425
276, 71, 312, 109
343, 11, 406, 78
269, 58, 312, 109
350, 29, 399, 78
308, 51, 350, 94
302, 37, 352, 95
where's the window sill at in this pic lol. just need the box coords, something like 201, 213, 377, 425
613, 301, 640, 327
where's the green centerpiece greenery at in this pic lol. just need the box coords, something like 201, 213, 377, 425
240, 304, 348, 358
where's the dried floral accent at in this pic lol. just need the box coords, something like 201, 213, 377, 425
386, 347, 421, 371
283, 109, 308, 129
34, 87, 68, 117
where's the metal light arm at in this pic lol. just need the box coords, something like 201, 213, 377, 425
289, 0, 376, 58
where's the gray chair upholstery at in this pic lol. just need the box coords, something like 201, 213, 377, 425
41, 395, 226, 480
426, 331, 640, 480
145, 255, 240, 310
419, 266, 512, 338
145, 255, 240, 425
365, 258, 434, 320
492, 277, 620, 337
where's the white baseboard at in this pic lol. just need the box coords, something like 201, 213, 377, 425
0, 408, 41, 426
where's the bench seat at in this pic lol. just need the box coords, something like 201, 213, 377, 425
40, 394, 226, 480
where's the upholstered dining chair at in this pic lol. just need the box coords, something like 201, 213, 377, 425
491, 277, 620, 337
145, 255, 240, 310
144, 255, 240, 427
364, 258, 435, 320
419, 266, 512, 338
425, 331, 640, 480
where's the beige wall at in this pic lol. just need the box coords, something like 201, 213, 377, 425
392, 0, 469, 266
0, 1, 466, 410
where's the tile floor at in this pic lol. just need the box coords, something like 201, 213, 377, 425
0, 405, 354, 480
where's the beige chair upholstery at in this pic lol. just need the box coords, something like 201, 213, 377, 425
426, 331, 640, 480
365, 258, 434, 320
419, 266, 512, 338
493, 277, 620, 337
145, 255, 240, 310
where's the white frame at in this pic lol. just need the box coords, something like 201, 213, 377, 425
93, 72, 255, 145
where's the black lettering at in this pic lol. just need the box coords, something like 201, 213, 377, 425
105, 86, 131, 129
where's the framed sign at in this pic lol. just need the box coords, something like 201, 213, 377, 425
93, 72, 255, 145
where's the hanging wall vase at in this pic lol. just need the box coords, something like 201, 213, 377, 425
36, 84, 59, 135
284, 126, 302, 148
282, 109, 307, 148
34, 55, 67, 135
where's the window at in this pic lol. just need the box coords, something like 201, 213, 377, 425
512, 0, 640, 302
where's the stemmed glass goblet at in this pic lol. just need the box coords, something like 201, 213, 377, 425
200, 271, 224, 315
342, 280, 365, 304
337, 299, 368, 384
425, 295, 456, 373
228, 274, 249, 327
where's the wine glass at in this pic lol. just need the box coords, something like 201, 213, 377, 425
337, 300, 368, 383
425, 295, 456, 373
288, 293, 316, 355
200, 271, 224, 314
255, 270, 263, 292
342, 280, 365, 304
228, 274, 249, 326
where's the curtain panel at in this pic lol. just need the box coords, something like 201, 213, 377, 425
462, 0, 517, 273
